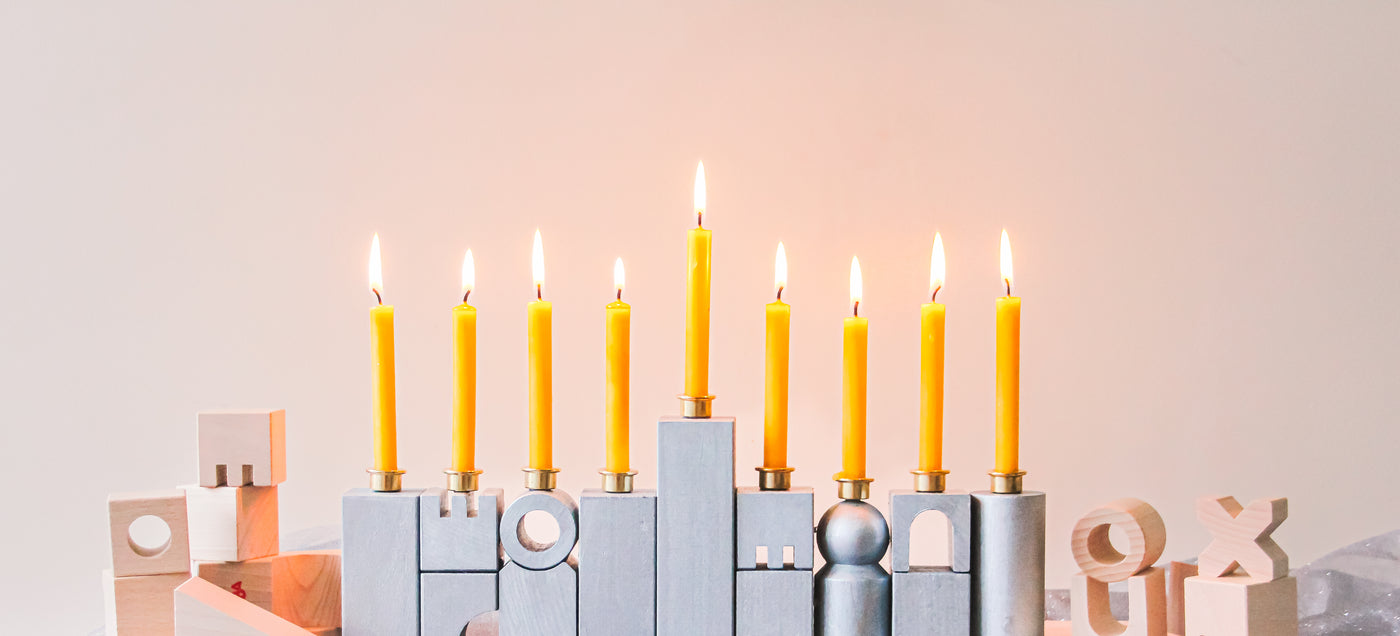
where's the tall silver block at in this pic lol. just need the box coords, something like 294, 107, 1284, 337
890, 490, 971, 573
579, 488, 657, 636
657, 415, 735, 635
971, 491, 1045, 636
499, 560, 577, 636
737, 487, 814, 570
500, 489, 578, 570
421, 571, 498, 636
737, 569, 814, 636
814, 500, 890, 636
420, 487, 504, 572
342, 488, 423, 636
893, 567, 971, 636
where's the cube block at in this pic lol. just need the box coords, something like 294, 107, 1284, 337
198, 409, 287, 487
109, 490, 191, 577
183, 484, 279, 562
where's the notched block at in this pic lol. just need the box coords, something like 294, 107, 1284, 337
737, 568, 813, 636
419, 487, 503, 572
890, 490, 971, 574
183, 484, 279, 563
737, 487, 814, 570
109, 490, 191, 577
198, 409, 287, 487
421, 572, 497, 636
1184, 574, 1297, 636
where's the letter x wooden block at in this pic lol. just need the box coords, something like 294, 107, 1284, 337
1196, 496, 1288, 581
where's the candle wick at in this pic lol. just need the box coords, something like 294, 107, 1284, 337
776, 285, 784, 302
931, 285, 941, 303
616, 287, 622, 301
853, 299, 860, 318
696, 210, 704, 228
373, 288, 383, 305
1004, 278, 1012, 297
536, 283, 542, 301
463, 289, 471, 304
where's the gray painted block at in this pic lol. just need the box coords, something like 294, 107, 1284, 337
500, 489, 578, 571
657, 416, 735, 636
890, 490, 971, 574
342, 488, 423, 636
737, 487, 814, 571
737, 569, 813, 636
970, 491, 1045, 636
421, 572, 498, 636
579, 489, 657, 636
420, 487, 504, 572
499, 560, 577, 636
893, 567, 971, 636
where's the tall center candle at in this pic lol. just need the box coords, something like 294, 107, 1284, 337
368, 234, 397, 473
763, 242, 791, 469
451, 250, 477, 474
841, 257, 868, 480
918, 234, 947, 473
605, 258, 631, 474
529, 230, 553, 471
684, 161, 712, 400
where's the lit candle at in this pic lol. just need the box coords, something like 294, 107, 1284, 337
841, 256, 868, 480
605, 258, 631, 475
368, 234, 397, 474
918, 234, 947, 474
451, 249, 477, 475
528, 230, 553, 473
994, 230, 1021, 477
763, 242, 791, 470
684, 161, 712, 403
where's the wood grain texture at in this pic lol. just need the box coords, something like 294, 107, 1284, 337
183, 484, 279, 563
1070, 498, 1165, 583
174, 576, 313, 635
195, 550, 340, 629
1184, 575, 1297, 636
1196, 496, 1288, 581
104, 569, 190, 635
109, 490, 192, 577
198, 409, 287, 487
1070, 568, 1165, 636
1165, 561, 1196, 636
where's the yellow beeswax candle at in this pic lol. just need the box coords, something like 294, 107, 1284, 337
919, 233, 947, 473
368, 234, 397, 472
763, 242, 791, 469
995, 230, 1021, 475
529, 230, 553, 471
685, 161, 712, 399
605, 258, 631, 474
841, 257, 868, 480
451, 250, 477, 473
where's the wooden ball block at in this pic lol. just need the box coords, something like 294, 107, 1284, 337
196, 550, 341, 630
198, 409, 287, 487
1196, 496, 1288, 582
1071, 568, 1165, 636
183, 484, 279, 563
1184, 575, 1297, 636
103, 569, 189, 636
109, 490, 191, 577
174, 576, 314, 635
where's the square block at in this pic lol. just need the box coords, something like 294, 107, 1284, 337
198, 409, 287, 487
737, 487, 814, 570
657, 415, 735, 636
579, 489, 656, 635
342, 489, 422, 636
104, 569, 189, 636
183, 484, 279, 562
1184, 575, 1297, 636
175, 576, 313, 635
893, 567, 971, 636
737, 568, 813, 636
890, 490, 971, 573
421, 572, 498, 636
419, 487, 503, 572
109, 490, 191, 577
499, 561, 577, 636
197, 549, 341, 629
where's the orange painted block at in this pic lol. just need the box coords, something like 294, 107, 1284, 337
103, 569, 190, 635
196, 550, 341, 629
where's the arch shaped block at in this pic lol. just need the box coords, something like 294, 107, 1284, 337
890, 490, 970, 573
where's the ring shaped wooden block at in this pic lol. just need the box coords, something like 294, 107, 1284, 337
890, 490, 972, 574
175, 576, 314, 635
108, 490, 191, 577
198, 409, 287, 487
1196, 496, 1288, 581
1070, 498, 1165, 583
182, 484, 280, 563
500, 489, 578, 571
1070, 568, 1166, 636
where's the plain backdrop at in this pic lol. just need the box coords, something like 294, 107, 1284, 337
3, 1, 1399, 632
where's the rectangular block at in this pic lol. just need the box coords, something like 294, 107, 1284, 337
419, 487, 503, 572
421, 572, 498, 636
183, 484, 280, 562
342, 488, 421, 636
971, 491, 1045, 636
890, 490, 971, 573
737, 487, 814, 570
579, 488, 657, 635
499, 560, 577, 636
103, 569, 189, 636
175, 576, 312, 635
737, 568, 813, 636
198, 409, 287, 487
893, 567, 971, 636
109, 490, 191, 577
1184, 575, 1297, 636
197, 549, 341, 630
1167, 561, 1197, 635
657, 415, 735, 636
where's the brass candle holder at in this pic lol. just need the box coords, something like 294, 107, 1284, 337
599, 469, 636, 493
757, 466, 795, 491
834, 475, 873, 501
523, 467, 559, 491
911, 469, 949, 493
367, 468, 405, 493
678, 394, 715, 419
989, 470, 1026, 495
443, 469, 481, 492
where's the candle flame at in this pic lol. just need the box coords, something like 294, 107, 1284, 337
849, 256, 862, 316
930, 232, 945, 301
532, 229, 545, 298
1000, 229, 1014, 296
614, 257, 625, 299
368, 233, 384, 303
693, 161, 706, 226
774, 242, 787, 299
461, 249, 475, 300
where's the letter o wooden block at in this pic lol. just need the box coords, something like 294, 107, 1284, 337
1071, 498, 1166, 583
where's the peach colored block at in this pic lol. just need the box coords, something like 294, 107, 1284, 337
1071, 568, 1166, 636
198, 409, 286, 487
183, 484, 279, 562
1196, 496, 1288, 581
109, 490, 191, 577
1184, 575, 1297, 636
197, 550, 341, 629
1071, 498, 1167, 583
174, 576, 312, 635
103, 569, 189, 635
1166, 561, 1197, 635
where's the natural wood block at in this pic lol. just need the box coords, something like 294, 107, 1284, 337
183, 484, 279, 563
198, 409, 287, 487
1071, 568, 1165, 636
196, 550, 341, 629
174, 576, 314, 635
104, 569, 189, 636
109, 490, 192, 577
1166, 561, 1196, 636
1183, 575, 1297, 636
1196, 496, 1288, 581
1071, 498, 1166, 583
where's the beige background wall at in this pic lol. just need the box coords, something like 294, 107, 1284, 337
2, 1, 1398, 631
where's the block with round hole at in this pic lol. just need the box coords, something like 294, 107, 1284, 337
108, 490, 191, 577
1069, 498, 1168, 636
500, 489, 577, 571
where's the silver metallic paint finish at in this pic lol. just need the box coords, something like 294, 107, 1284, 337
736, 568, 814, 636
578, 488, 657, 636
890, 490, 972, 574
420, 571, 498, 636
737, 487, 815, 570
342, 488, 423, 636
499, 560, 578, 636
970, 491, 1045, 636
814, 500, 891, 636
419, 487, 504, 573
500, 489, 579, 571
892, 566, 972, 636
657, 416, 736, 636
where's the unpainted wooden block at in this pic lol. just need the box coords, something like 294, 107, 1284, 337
1071, 568, 1165, 636
183, 484, 279, 563
420, 487, 503, 573
1183, 575, 1297, 636
109, 490, 192, 577
421, 572, 497, 636
499, 560, 577, 636
890, 490, 971, 574
1071, 498, 1166, 583
737, 568, 813, 636
341, 489, 421, 636
198, 409, 287, 487
1166, 561, 1196, 636
196, 549, 342, 629
892, 566, 970, 636
174, 576, 313, 635
1196, 496, 1288, 581
103, 569, 189, 636
737, 487, 814, 570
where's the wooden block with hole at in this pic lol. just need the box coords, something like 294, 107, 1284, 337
104, 569, 190, 635
196, 549, 341, 630
183, 484, 279, 562
198, 409, 286, 487
1069, 498, 1167, 636
110, 490, 191, 577
175, 576, 314, 635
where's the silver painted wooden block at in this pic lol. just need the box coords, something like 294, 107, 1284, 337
500, 489, 578, 570
657, 415, 735, 636
420, 487, 504, 572
737, 487, 814, 570
579, 488, 656, 636
814, 500, 890, 636
890, 490, 971, 574
342, 488, 423, 636
892, 566, 971, 636
499, 560, 577, 636
737, 568, 814, 636
970, 491, 1045, 636
421, 571, 498, 636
